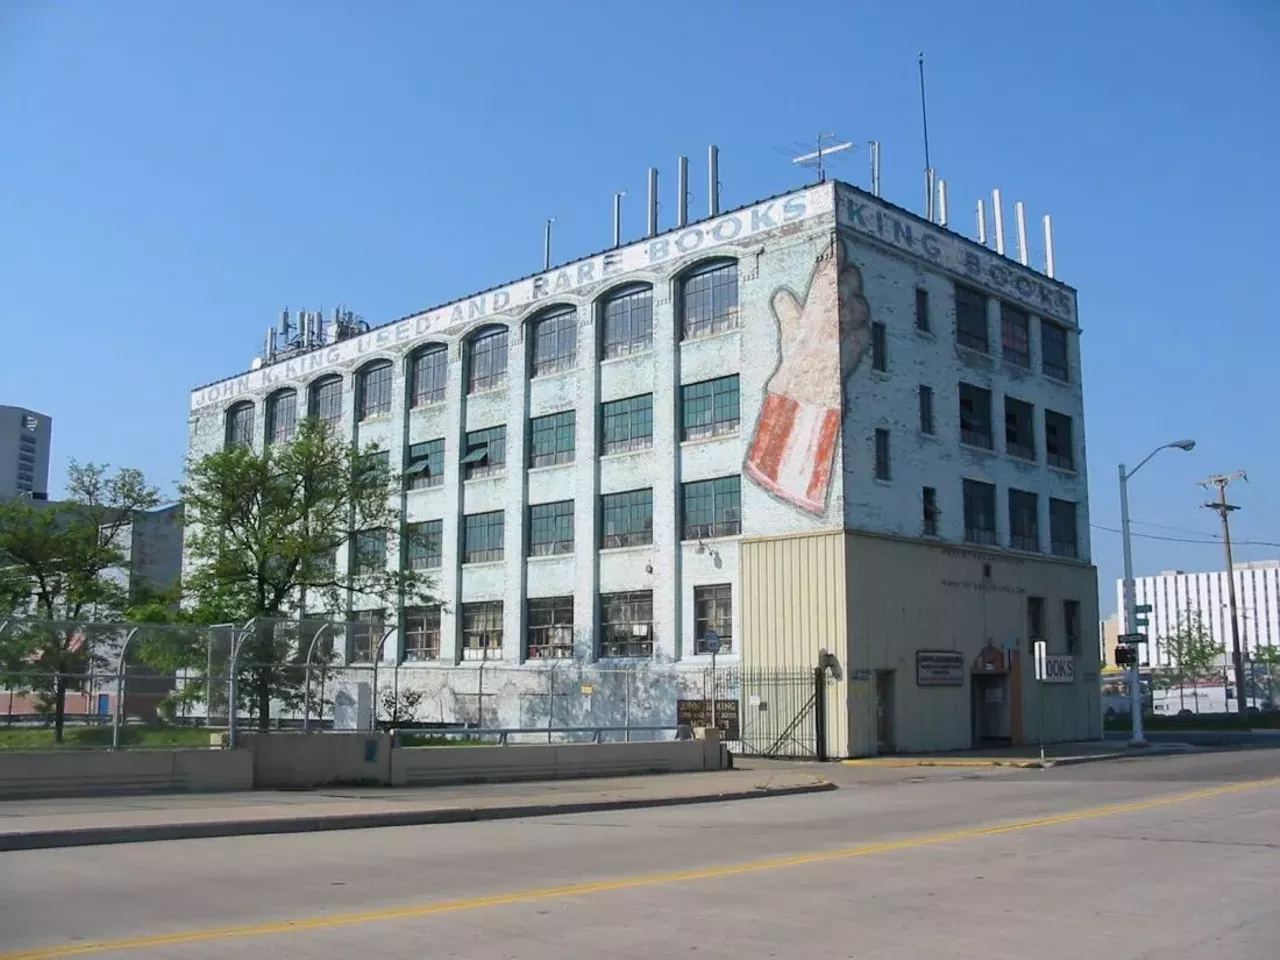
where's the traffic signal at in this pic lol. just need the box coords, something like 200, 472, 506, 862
1115, 647, 1136, 666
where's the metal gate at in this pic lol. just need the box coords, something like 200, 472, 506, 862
724, 668, 828, 759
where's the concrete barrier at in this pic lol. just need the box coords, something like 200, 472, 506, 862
239, 732, 392, 789
0, 749, 253, 799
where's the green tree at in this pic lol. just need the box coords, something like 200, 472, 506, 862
1159, 611, 1224, 714
1251, 644, 1280, 710
0, 462, 159, 741
179, 417, 435, 729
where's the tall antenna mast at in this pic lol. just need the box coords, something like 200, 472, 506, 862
791, 133, 853, 184
918, 52, 935, 221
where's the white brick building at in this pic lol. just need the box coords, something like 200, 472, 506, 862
186, 178, 1100, 754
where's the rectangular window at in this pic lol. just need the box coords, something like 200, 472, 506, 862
461, 601, 503, 660
871, 322, 887, 372
600, 394, 653, 455
1063, 600, 1081, 654
348, 609, 384, 663
1000, 304, 1030, 367
1004, 397, 1036, 461
352, 530, 386, 575
1042, 321, 1070, 381
601, 287, 654, 358
955, 285, 989, 352
358, 450, 390, 486
682, 262, 739, 339
463, 510, 505, 563
681, 375, 740, 441
310, 378, 343, 428
915, 287, 930, 331
528, 410, 575, 468
1027, 596, 1045, 640
600, 591, 653, 658
919, 385, 934, 435
405, 439, 445, 490
409, 347, 448, 407
531, 309, 578, 377
405, 520, 443, 570
1008, 488, 1039, 552
681, 476, 741, 540
874, 429, 891, 481
526, 596, 574, 659
461, 425, 506, 480
962, 479, 997, 545
266, 392, 297, 445
1049, 498, 1079, 558
528, 500, 574, 556
468, 328, 508, 394
403, 605, 442, 661
694, 584, 733, 654
225, 404, 254, 448
601, 488, 653, 548
359, 362, 393, 420
1045, 410, 1075, 470
922, 486, 939, 536
959, 383, 993, 449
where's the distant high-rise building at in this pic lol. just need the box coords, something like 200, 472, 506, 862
0, 406, 52, 500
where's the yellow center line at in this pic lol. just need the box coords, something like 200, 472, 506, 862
4, 775, 1278, 960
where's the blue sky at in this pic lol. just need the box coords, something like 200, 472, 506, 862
2, 1, 1278, 612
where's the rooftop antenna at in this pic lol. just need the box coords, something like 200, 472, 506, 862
708, 145, 720, 217
676, 155, 689, 228
918, 52, 935, 221
612, 191, 626, 248
646, 167, 659, 237
1042, 214, 1056, 278
791, 133, 853, 184
543, 218, 555, 270
869, 141, 881, 197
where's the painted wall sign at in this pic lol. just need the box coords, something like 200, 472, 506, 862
676, 698, 741, 741
1041, 655, 1076, 684
190, 186, 834, 412
836, 187, 1076, 326
916, 650, 966, 686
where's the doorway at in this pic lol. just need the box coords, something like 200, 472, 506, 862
874, 670, 895, 754
971, 673, 1011, 747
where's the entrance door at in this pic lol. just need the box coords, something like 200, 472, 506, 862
874, 670, 895, 754
96, 693, 110, 716
971, 675, 1010, 746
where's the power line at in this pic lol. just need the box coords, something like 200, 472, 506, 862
1090, 523, 1280, 549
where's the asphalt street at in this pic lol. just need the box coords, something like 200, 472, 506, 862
1, 749, 1277, 959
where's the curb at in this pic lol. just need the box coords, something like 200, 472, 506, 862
0, 780, 837, 852
842, 746, 1191, 771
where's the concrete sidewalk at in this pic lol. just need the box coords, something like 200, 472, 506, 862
0, 766, 834, 851
842, 739, 1201, 769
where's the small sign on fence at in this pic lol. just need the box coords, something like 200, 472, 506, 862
676, 698, 740, 741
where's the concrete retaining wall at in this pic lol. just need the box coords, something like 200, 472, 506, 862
238, 732, 392, 789
0, 749, 253, 799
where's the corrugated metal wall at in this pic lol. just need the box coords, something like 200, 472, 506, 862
741, 530, 849, 755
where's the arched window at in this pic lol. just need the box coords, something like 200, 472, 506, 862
408, 344, 447, 407
529, 307, 577, 377
599, 285, 653, 359
680, 260, 739, 340
467, 325, 509, 394
308, 375, 343, 429
224, 401, 255, 449
357, 360, 393, 420
265, 389, 297, 445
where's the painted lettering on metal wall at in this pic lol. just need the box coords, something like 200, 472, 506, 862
191, 188, 831, 412
836, 188, 1076, 326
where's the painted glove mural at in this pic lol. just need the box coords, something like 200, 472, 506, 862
745, 251, 872, 515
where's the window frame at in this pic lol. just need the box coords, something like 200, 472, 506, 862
265, 390, 297, 445
922, 486, 939, 536
529, 307, 578, 377
1041, 321, 1070, 381
601, 488, 654, 548
680, 375, 740, 441
405, 519, 443, 570
959, 382, 994, 450
694, 583, 733, 654
1000, 303, 1031, 368
348, 609, 385, 663
352, 529, 387, 576
600, 285, 654, 359
405, 438, 445, 490
680, 260, 740, 340
919, 384, 935, 435
526, 596, 574, 660
962, 479, 997, 545
871, 322, 887, 372
680, 476, 741, 541
599, 590, 654, 659
528, 410, 576, 468
1004, 396, 1036, 461
402, 605, 442, 662
1027, 596, 1046, 640
357, 360, 394, 420
600, 393, 654, 455
408, 344, 448, 407
224, 402, 255, 449
528, 500, 575, 556
1049, 498, 1079, 558
461, 601, 503, 660
1008, 488, 1039, 552
1063, 600, 1081, 654
915, 287, 930, 332
467, 325, 509, 394
955, 285, 989, 352
1045, 409, 1075, 471
462, 510, 505, 564
308, 375, 344, 430
461, 425, 507, 480
874, 428, 891, 481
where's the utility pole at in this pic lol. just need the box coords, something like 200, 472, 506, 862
1201, 472, 1248, 716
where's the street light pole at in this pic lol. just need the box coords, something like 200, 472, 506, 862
1118, 440, 1195, 748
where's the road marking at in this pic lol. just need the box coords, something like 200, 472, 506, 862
4, 775, 1277, 960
